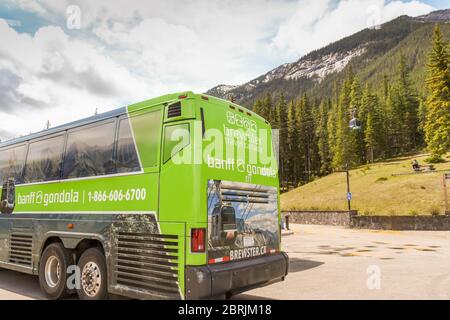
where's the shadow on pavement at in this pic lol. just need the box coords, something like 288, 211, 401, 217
0, 268, 43, 300
289, 258, 324, 273
0, 258, 323, 300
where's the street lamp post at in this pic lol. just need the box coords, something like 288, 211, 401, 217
346, 163, 351, 211
345, 107, 360, 212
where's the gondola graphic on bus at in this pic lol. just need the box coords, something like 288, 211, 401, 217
210, 180, 238, 247
207, 179, 279, 261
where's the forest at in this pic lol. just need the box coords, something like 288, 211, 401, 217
252, 26, 450, 190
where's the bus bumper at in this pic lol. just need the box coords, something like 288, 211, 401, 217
185, 252, 289, 299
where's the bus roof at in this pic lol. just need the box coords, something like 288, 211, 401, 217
0, 91, 267, 149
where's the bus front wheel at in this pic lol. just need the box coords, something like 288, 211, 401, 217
39, 243, 72, 300
76, 247, 108, 300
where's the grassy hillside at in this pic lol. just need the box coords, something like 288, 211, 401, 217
281, 153, 450, 215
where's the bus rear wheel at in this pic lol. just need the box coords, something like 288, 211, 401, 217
39, 243, 72, 300
76, 247, 108, 300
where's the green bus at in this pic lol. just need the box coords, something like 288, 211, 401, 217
0, 92, 288, 300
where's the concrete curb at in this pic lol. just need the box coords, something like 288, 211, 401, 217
281, 230, 294, 236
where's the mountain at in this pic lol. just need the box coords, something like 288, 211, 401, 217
206, 9, 450, 108
414, 9, 450, 22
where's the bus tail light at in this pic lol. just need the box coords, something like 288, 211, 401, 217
191, 228, 206, 253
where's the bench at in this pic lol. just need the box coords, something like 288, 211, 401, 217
413, 164, 435, 172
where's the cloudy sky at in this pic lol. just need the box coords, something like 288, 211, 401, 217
0, 0, 447, 140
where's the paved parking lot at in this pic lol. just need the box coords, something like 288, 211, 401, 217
1, 224, 450, 300
237, 224, 450, 300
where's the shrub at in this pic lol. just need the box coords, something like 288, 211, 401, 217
429, 206, 441, 216
425, 156, 446, 163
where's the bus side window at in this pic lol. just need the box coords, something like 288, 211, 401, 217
127, 110, 162, 168
24, 135, 65, 183
116, 118, 140, 173
0, 145, 27, 184
62, 121, 115, 179
163, 123, 190, 163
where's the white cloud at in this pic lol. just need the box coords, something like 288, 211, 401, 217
272, 0, 434, 57
0, 0, 437, 140
0, 19, 150, 137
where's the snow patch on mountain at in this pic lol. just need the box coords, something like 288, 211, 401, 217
285, 46, 367, 82
208, 45, 367, 99
253, 46, 367, 86
260, 63, 292, 84
209, 84, 239, 95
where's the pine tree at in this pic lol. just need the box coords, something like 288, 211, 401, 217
365, 112, 376, 163
252, 99, 263, 116
424, 25, 450, 160
332, 69, 357, 169
361, 85, 385, 160
276, 94, 288, 186
260, 92, 273, 123
417, 96, 427, 144
327, 102, 337, 166
298, 94, 315, 182
287, 100, 300, 183
386, 53, 419, 154
398, 53, 419, 149
316, 100, 331, 174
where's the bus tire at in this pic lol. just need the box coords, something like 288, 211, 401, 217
39, 243, 72, 300
76, 247, 108, 300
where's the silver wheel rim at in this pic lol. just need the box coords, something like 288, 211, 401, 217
44, 256, 61, 288
81, 261, 102, 297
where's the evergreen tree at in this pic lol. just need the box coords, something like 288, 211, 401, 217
298, 94, 315, 182
327, 101, 337, 167
424, 25, 450, 160
316, 100, 331, 174
399, 53, 420, 149
260, 92, 273, 122
287, 100, 300, 183
332, 69, 357, 169
417, 96, 427, 143
252, 99, 263, 116
276, 94, 288, 185
386, 53, 419, 154
365, 113, 376, 163
361, 85, 385, 160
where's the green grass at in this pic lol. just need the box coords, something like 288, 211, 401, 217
281, 152, 450, 216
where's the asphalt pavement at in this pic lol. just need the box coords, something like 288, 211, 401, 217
1, 224, 450, 300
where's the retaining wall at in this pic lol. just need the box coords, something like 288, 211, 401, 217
283, 210, 357, 227
283, 211, 450, 230
350, 215, 450, 230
